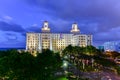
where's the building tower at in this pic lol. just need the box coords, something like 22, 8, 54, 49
71, 23, 80, 34
41, 21, 50, 32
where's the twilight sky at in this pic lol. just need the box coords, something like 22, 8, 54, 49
0, 0, 120, 48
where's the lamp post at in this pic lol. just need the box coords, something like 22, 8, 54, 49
63, 61, 68, 69
63, 60, 69, 75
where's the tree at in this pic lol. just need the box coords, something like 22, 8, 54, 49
85, 46, 99, 56
106, 51, 120, 59
62, 45, 73, 56
0, 49, 62, 80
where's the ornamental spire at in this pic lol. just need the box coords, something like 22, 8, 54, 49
41, 21, 50, 32
71, 23, 80, 34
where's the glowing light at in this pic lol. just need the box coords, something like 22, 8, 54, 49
63, 61, 68, 68
63, 62, 67, 67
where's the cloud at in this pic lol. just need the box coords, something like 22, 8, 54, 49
0, 15, 13, 23
0, 0, 120, 47
49, 19, 71, 33
23, 0, 120, 17
26, 24, 41, 32
5, 33, 17, 40
0, 21, 25, 32
94, 26, 120, 45
3, 16, 13, 21
0, 20, 26, 48
23, 0, 120, 32
0, 31, 25, 48
32, 24, 38, 27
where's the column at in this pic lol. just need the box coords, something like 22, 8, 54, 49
39, 34, 42, 52
50, 34, 52, 50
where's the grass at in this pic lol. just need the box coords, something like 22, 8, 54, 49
56, 76, 68, 80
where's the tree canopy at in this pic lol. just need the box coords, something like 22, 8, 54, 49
62, 45, 101, 56
0, 49, 62, 80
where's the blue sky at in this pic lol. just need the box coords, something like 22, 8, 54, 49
0, 0, 120, 48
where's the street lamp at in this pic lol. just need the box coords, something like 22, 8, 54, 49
63, 60, 69, 73
63, 60, 68, 68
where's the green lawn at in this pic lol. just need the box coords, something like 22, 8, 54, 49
56, 76, 68, 80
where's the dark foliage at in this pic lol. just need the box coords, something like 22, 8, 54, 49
0, 49, 62, 80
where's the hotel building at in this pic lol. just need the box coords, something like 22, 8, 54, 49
26, 21, 92, 54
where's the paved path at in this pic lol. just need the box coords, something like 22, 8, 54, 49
82, 71, 120, 80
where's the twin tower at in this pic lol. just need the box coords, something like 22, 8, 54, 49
41, 21, 80, 33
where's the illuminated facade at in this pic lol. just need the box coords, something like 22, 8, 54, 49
26, 21, 92, 53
